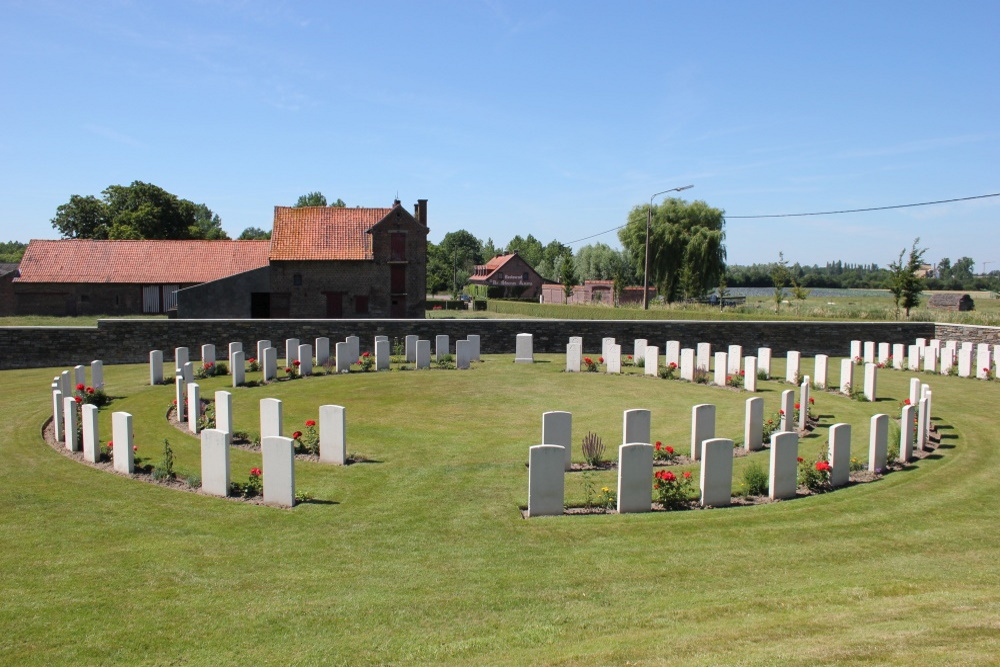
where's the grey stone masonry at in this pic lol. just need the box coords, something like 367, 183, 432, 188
623, 408, 651, 446
527, 444, 565, 517
262, 436, 296, 508
112, 411, 134, 474
700, 438, 733, 507
868, 414, 889, 472
617, 443, 653, 513
200, 429, 230, 497
542, 410, 572, 470
769, 431, 799, 500
260, 397, 283, 439
216, 390, 233, 444
744, 397, 764, 451
82, 403, 99, 463
690, 403, 715, 461
829, 423, 851, 487
319, 404, 346, 465
150, 350, 163, 385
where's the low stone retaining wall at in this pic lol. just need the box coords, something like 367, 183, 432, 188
0, 318, 947, 370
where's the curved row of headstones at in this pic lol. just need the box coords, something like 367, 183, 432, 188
526, 382, 935, 517
851, 337, 999, 379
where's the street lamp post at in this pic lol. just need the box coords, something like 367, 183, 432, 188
643, 185, 694, 310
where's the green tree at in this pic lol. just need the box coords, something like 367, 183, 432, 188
237, 227, 271, 240
771, 252, 790, 313
186, 202, 229, 240
951, 256, 975, 281
51, 194, 110, 239
560, 253, 579, 299
574, 243, 634, 283
425, 241, 451, 295
437, 230, 484, 297
887, 238, 928, 318
295, 192, 327, 207
936, 257, 952, 280
505, 234, 544, 268
618, 198, 726, 303
0, 241, 27, 263
481, 237, 499, 261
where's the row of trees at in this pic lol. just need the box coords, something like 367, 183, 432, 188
726, 256, 989, 291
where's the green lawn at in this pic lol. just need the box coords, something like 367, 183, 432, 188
2, 354, 998, 664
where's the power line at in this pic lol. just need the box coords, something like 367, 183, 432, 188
563, 191, 1000, 245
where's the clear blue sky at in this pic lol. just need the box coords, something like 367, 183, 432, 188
2, 1, 998, 269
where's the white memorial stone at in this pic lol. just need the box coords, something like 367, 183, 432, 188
319, 404, 346, 465
231, 350, 245, 387
175, 347, 189, 374
377, 339, 392, 370
957, 347, 973, 377
257, 340, 271, 365
515, 334, 534, 363
416, 340, 431, 369
200, 429, 230, 497
900, 404, 915, 463
917, 396, 929, 450
714, 352, 728, 386
769, 431, 799, 500
187, 382, 200, 434
840, 358, 854, 395
757, 347, 772, 378
112, 411, 134, 474
892, 343, 905, 369
941, 347, 955, 375
728, 345, 742, 375
907, 345, 921, 371
82, 403, 99, 463
606, 344, 621, 374
405, 335, 418, 363
623, 408, 651, 445
744, 356, 758, 392
298, 344, 313, 376
665, 340, 681, 367
215, 390, 233, 444
90, 360, 103, 389
202, 344, 216, 366
634, 339, 647, 364
700, 438, 733, 507
182, 361, 194, 383
786, 351, 801, 384
175, 375, 186, 423
780, 390, 795, 431
644, 346, 659, 376
150, 350, 164, 385
923, 346, 938, 374
680, 348, 695, 381
864, 363, 877, 402
602, 337, 615, 360
263, 346, 277, 381
262, 436, 295, 508
863, 341, 875, 364
527, 445, 565, 517
691, 403, 716, 461
467, 335, 481, 362
829, 423, 851, 487
285, 339, 300, 366
617, 443, 654, 513
260, 397, 282, 439
335, 342, 352, 373
566, 343, 582, 372
346, 335, 360, 363
799, 378, 810, 431
63, 396, 78, 451
315, 337, 330, 367
228, 342, 242, 359
877, 342, 890, 365
59, 370, 71, 396
976, 344, 991, 379
868, 414, 889, 472
696, 343, 711, 371
744, 396, 764, 451
74, 365, 86, 388
52, 389, 64, 441
436, 334, 450, 361
814, 355, 828, 389
850, 340, 862, 361
542, 410, 572, 470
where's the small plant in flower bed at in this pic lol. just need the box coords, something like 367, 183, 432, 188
436, 354, 455, 369
762, 413, 780, 441
102, 440, 147, 469
984, 367, 996, 381
854, 355, 864, 366
726, 371, 745, 388
653, 441, 678, 462
849, 456, 865, 472
231, 468, 263, 497
283, 360, 301, 379
583, 356, 599, 372
659, 362, 678, 380
197, 401, 216, 431
741, 460, 769, 496
74, 383, 110, 408
623, 354, 635, 367
798, 455, 831, 493
581, 431, 605, 466
195, 361, 228, 379
653, 469, 694, 509
152, 439, 176, 481
357, 351, 375, 372
757, 369, 769, 381
692, 368, 710, 384
292, 420, 319, 454
597, 486, 616, 510
247, 357, 260, 372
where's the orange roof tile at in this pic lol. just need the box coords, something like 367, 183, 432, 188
269, 206, 393, 261
15, 239, 271, 284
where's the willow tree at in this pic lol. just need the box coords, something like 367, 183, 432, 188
618, 198, 726, 303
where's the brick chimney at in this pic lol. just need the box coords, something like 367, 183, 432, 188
415, 199, 427, 226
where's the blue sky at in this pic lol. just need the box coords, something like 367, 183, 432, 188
2, 0, 998, 268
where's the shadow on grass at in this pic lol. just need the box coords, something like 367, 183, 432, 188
299, 499, 339, 506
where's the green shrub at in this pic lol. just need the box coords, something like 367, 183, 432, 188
742, 460, 768, 496
581, 432, 605, 466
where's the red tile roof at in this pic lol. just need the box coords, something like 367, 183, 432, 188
15, 239, 271, 284
269, 206, 393, 261
472, 253, 520, 282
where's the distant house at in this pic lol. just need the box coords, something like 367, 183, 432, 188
13, 240, 270, 316
927, 292, 975, 311
915, 264, 937, 279
468, 252, 546, 299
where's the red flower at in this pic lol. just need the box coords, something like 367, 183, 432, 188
655, 442, 661, 450
598, 357, 604, 364
248, 357, 256, 363
767, 419, 773, 424
86, 387, 94, 394
669, 362, 677, 368
727, 376, 732, 382
285, 367, 292, 373
797, 457, 804, 463
779, 409, 785, 415
683, 471, 692, 479
583, 357, 593, 364
132, 445, 138, 452
204, 362, 214, 368
250, 467, 262, 477
108, 441, 113, 448
627, 355, 633, 360
904, 398, 911, 405
356, 360, 362, 366
665, 446, 674, 454
292, 431, 302, 440
172, 399, 177, 405
815, 461, 831, 472
293, 360, 301, 366
739, 370, 745, 376
74, 396, 82, 403
809, 397, 815, 404
362, 351, 370, 357
662, 471, 676, 482
794, 403, 800, 410
305, 420, 316, 427
75, 383, 85, 391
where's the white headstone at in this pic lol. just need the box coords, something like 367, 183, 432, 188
377, 339, 392, 370
714, 352, 728, 387
214, 390, 233, 445
415, 340, 431, 369
182, 361, 194, 384
769, 431, 799, 500
696, 343, 711, 371
900, 404, 915, 463
467, 335, 481, 361
644, 346, 659, 376
298, 344, 313, 376
72, 364, 85, 389
257, 340, 271, 365
744, 396, 764, 451
700, 438, 733, 507
335, 342, 352, 373
260, 397, 282, 439
346, 335, 360, 363
52, 389, 64, 441
744, 356, 758, 392
112, 411, 134, 474
175, 347, 189, 373
623, 408, 651, 445
319, 404, 346, 465
757, 347, 772, 378
840, 358, 854, 395
940, 347, 955, 375
405, 335, 418, 363
727, 345, 742, 375
515, 333, 534, 363
90, 360, 104, 390
923, 346, 938, 374
957, 347, 973, 377
634, 339, 647, 364
542, 410, 572, 470
602, 337, 615, 359
285, 339, 300, 365
829, 423, 851, 488
799, 378, 810, 431
850, 340, 862, 361
785, 351, 801, 384
868, 414, 889, 472
63, 396, 78, 451
566, 343, 582, 373
263, 346, 277, 381
916, 337, 927, 349
150, 350, 164, 385
231, 350, 245, 387
680, 348, 695, 381
606, 344, 621, 374
877, 342, 890, 365
262, 436, 295, 508
864, 363, 877, 402
82, 403, 99, 463
690, 403, 716, 461
187, 382, 200, 434
202, 344, 216, 366
200, 429, 230, 497
917, 396, 929, 450
814, 354, 828, 389
228, 342, 242, 359
436, 334, 450, 361
527, 444, 565, 517
315, 337, 330, 367
892, 343, 905, 369
976, 344, 991, 379
59, 370, 71, 397
617, 443, 654, 513
907, 345, 922, 372
780, 390, 795, 431
665, 340, 681, 367
175, 375, 186, 423
863, 341, 875, 364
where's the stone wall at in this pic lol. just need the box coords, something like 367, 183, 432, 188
933, 323, 1000, 345
0, 318, 944, 370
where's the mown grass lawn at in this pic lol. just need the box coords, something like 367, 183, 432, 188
1, 354, 998, 664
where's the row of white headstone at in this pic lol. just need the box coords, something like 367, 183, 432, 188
851, 338, 999, 379
527, 385, 935, 516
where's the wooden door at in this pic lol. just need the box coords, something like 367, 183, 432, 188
326, 292, 344, 318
